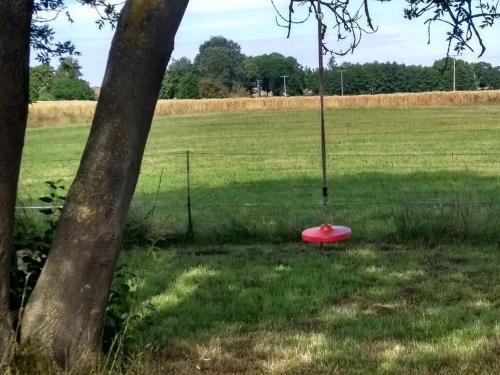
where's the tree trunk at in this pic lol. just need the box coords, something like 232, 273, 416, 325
21, 0, 188, 370
0, 0, 32, 363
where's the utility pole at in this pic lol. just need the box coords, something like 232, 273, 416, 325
281, 75, 288, 96
452, 55, 457, 91
340, 70, 344, 96
255, 79, 262, 97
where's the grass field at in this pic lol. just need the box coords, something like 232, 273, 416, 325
115, 243, 500, 374
15, 104, 500, 374
19, 104, 500, 244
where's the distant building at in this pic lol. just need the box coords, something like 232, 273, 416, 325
91, 86, 101, 98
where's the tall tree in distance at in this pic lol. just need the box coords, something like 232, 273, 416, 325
245, 53, 304, 95
433, 58, 476, 91
56, 57, 84, 79
471, 62, 500, 90
195, 36, 245, 97
29, 64, 56, 101
51, 58, 96, 100
160, 57, 200, 99
30, 59, 96, 101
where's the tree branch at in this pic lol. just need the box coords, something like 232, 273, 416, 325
275, 1, 500, 58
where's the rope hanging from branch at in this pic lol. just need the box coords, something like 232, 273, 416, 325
316, 0, 329, 223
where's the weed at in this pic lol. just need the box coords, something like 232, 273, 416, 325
11, 180, 65, 313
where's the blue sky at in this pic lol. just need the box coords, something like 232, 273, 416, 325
44, 0, 500, 86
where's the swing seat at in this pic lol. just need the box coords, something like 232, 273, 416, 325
302, 224, 351, 244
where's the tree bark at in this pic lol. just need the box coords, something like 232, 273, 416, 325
0, 0, 33, 364
21, 0, 188, 370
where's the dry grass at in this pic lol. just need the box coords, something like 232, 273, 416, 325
28, 100, 96, 127
27, 90, 500, 127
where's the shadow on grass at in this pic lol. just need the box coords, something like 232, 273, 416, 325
130, 170, 500, 246
123, 244, 500, 374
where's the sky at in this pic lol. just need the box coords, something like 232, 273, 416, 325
40, 0, 500, 86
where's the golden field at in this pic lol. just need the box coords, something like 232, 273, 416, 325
27, 90, 500, 127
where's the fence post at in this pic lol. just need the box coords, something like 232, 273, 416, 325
186, 150, 194, 239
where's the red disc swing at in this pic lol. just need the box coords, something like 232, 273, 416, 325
302, 0, 352, 244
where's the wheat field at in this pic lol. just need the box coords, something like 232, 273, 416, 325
27, 90, 500, 127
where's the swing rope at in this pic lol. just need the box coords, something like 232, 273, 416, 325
316, 1, 329, 224
301, 1, 352, 244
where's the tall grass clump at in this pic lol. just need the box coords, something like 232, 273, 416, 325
391, 201, 500, 245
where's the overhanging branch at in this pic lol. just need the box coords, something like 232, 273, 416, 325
274, 0, 500, 58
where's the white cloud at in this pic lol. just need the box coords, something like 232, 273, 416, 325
182, 16, 264, 32
188, 0, 288, 13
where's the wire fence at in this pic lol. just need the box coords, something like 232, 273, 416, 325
16, 150, 500, 242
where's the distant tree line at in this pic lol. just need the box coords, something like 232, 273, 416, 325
29, 37, 500, 101
310, 58, 500, 95
30, 57, 96, 101
160, 36, 500, 99
160, 36, 305, 99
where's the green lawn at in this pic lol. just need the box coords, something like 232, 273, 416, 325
118, 243, 500, 374
17, 106, 500, 373
19, 105, 500, 244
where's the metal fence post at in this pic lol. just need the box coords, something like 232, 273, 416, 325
186, 150, 194, 239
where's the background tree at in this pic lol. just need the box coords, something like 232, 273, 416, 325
194, 36, 245, 96
245, 53, 304, 95
30, 59, 96, 101
198, 78, 229, 98
433, 58, 476, 91
177, 71, 200, 99
327, 55, 337, 70
160, 57, 199, 99
29, 64, 56, 101
51, 58, 95, 100
50, 76, 96, 100
55, 57, 84, 79
471, 62, 500, 89
305, 60, 494, 95
242, 57, 260, 92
